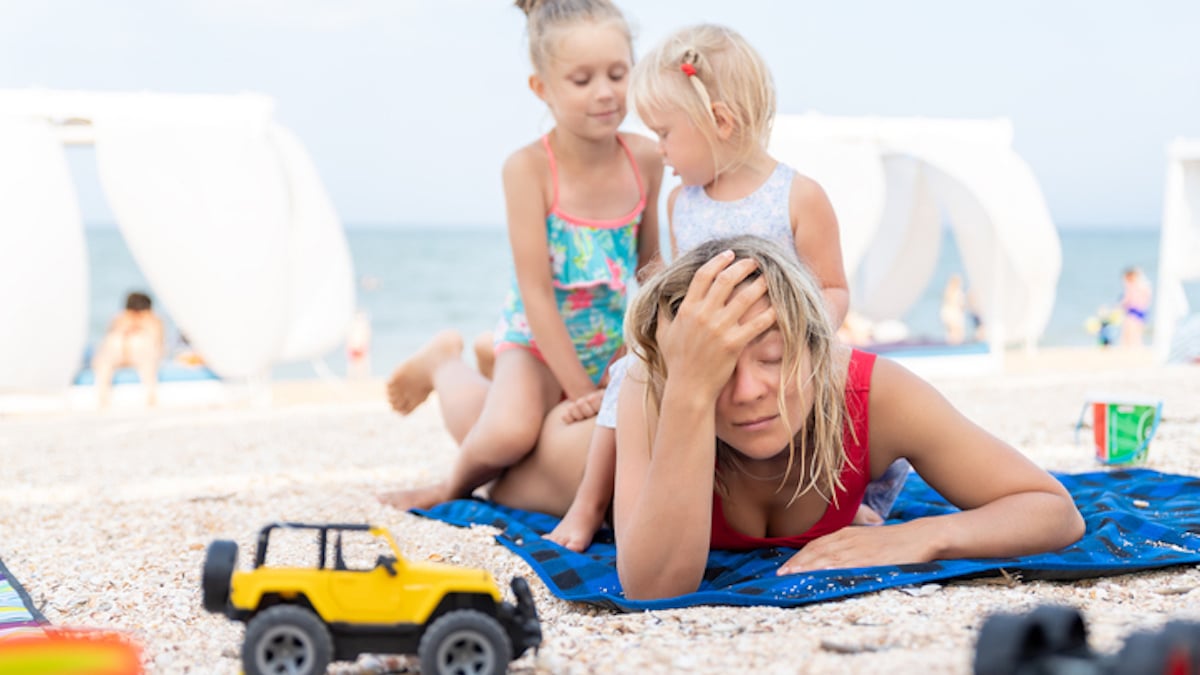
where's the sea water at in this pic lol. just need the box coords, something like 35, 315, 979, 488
83, 225, 1161, 379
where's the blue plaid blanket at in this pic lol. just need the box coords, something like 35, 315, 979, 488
416, 469, 1200, 612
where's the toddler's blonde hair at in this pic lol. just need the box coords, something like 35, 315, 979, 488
630, 24, 776, 174
625, 235, 851, 507
515, 0, 632, 73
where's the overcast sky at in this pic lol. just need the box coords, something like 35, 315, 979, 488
3, 0, 1197, 229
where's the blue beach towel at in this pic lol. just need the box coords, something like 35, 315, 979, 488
415, 469, 1200, 612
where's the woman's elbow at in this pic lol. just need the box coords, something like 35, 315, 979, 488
621, 577, 696, 602
1058, 497, 1087, 547
617, 560, 701, 601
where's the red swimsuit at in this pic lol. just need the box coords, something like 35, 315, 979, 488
709, 349, 876, 550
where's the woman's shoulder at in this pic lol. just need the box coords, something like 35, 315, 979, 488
858, 352, 947, 422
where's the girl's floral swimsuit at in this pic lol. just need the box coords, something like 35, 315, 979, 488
493, 135, 645, 385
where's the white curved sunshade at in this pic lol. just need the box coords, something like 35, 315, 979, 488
769, 121, 886, 273
852, 155, 943, 320
0, 118, 88, 388
908, 140, 1061, 344
92, 103, 292, 378
1154, 140, 1200, 360
269, 124, 355, 362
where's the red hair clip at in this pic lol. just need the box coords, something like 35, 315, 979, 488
680, 63, 697, 77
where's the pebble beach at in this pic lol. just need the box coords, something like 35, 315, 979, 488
2, 347, 1198, 674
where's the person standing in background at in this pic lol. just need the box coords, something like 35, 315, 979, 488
1119, 266, 1152, 348
940, 273, 967, 345
346, 310, 372, 378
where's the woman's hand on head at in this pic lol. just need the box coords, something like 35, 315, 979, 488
658, 251, 777, 398
776, 521, 938, 575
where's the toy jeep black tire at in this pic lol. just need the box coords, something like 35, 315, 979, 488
419, 609, 512, 675
201, 540, 238, 613
242, 604, 334, 675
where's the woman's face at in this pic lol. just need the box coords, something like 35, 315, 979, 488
713, 302, 810, 459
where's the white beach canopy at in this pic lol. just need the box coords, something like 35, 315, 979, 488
1153, 138, 1200, 362
0, 89, 355, 388
769, 113, 1061, 350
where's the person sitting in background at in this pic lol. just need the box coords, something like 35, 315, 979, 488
91, 291, 164, 408
836, 310, 874, 347
1119, 266, 1152, 348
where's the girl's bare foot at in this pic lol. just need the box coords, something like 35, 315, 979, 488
852, 503, 884, 526
378, 483, 456, 511
472, 331, 495, 380
386, 330, 464, 414
546, 502, 605, 552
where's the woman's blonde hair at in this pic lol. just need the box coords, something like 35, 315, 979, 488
514, 0, 632, 73
629, 24, 776, 176
625, 236, 850, 506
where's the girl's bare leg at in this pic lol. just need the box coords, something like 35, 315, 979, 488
380, 349, 561, 511
472, 331, 496, 380
489, 400, 596, 518
125, 333, 161, 407
387, 330, 492, 442
852, 504, 884, 526
544, 425, 616, 551
387, 330, 466, 415
90, 334, 123, 409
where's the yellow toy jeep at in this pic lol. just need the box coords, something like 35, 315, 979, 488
201, 522, 541, 675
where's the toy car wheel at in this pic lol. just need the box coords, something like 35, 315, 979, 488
507, 577, 542, 655
973, 612, 1050, 675
201, 540, 237, 613
242, 605, 333, 675
1026, 605, 1088, 656
419, 609, 512, 675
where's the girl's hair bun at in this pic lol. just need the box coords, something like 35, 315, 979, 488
514, 0, 545, 17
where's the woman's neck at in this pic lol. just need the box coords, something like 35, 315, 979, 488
704, 148, 776, 202
724, 441, 799, 484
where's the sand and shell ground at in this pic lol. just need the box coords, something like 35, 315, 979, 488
1, 350, 1198, 673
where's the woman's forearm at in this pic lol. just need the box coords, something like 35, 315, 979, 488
923, 490, 1085, 560
617, 381, 720, 599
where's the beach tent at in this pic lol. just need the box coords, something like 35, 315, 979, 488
1153, 138, 1200, 362
0, 89, 355, 393
769, 114, 1061, 362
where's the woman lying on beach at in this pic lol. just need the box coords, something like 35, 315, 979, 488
386, 236, 1085, 600
608, 236, 1085, 599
